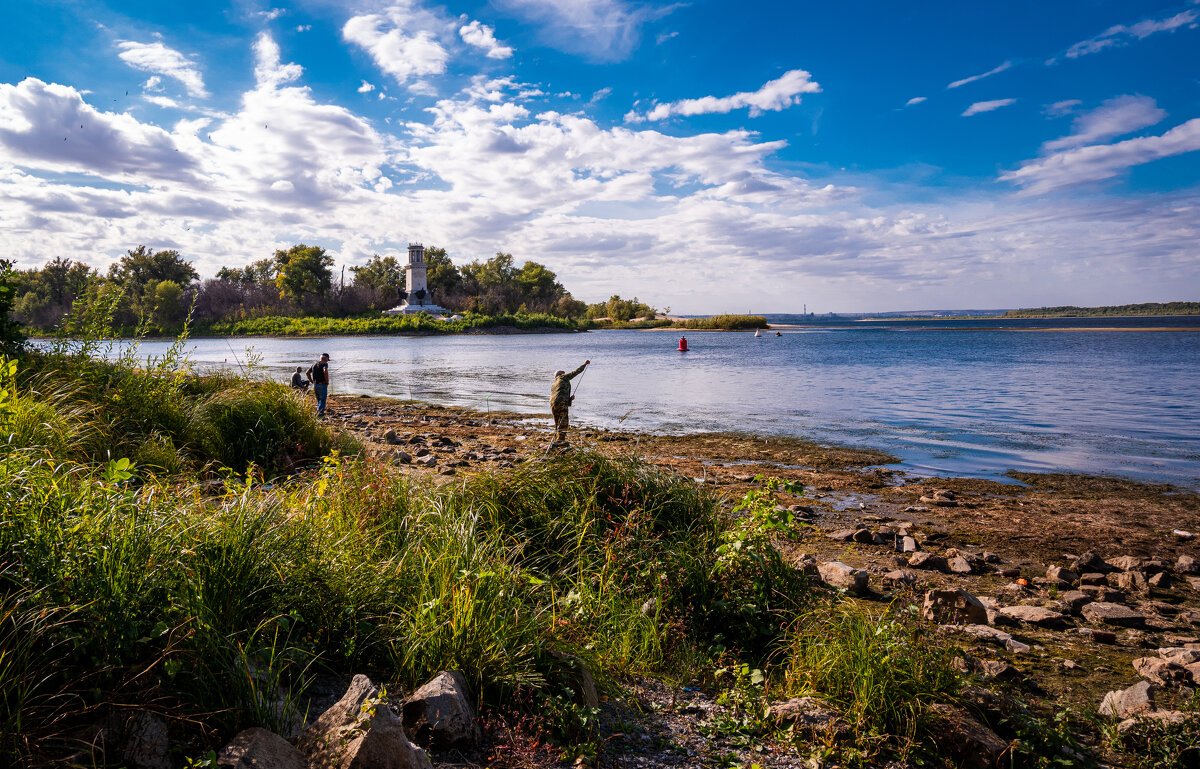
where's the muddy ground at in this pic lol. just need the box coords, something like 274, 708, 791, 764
326, 394, 1200, 767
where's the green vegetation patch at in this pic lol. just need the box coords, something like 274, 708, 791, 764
203, 310, 584, 336
674, 314, 769, 330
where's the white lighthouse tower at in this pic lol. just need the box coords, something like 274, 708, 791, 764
383, 243, 452, 316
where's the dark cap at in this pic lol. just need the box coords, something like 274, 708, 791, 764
321, 353, 331, 359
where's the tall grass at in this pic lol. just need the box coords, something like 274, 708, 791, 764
674, 314, 768, 330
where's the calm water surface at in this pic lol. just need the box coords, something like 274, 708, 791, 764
123, 320, 1200, 488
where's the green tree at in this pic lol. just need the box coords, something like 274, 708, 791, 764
0, 260, 25, 354
150, 280, 186, 326
351, 254, 405, 308
423, 246, 462, 297
216, 258, 276, 285
273, 244, 333, 303
516, 261, 563, 305
108, 246, 198, 325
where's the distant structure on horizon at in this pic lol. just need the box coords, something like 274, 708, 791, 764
383, 243, 453, 316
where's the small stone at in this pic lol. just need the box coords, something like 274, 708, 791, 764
948, 556, 974, 574
1047, 566, 1079, 584
401, 671, 482, 749
958, 624, 1013, 646
1113, 571, 1149, 593
1159, 648, 1200, 665
414, 447, 431, 457
1177, 555, 1199, 575
818, 561, 869, 595
768, 697, 846, 735
1062, 660, 1080, 671
883, 569, 918, 589
1148, 572, 1171, 589
1070, 552, 1113, 574
982, 552, 1001, 564
1006, 638, 1032, 653
416, 455, 437, 467
1079, 572, 1108, 586
1109, 555, 1145, 572
1099, 680, 1156, 719
384, 429, 403, 445
1075, 627, 1118, 644
928, 704, 1008, 769
908, 552, 950, 572
922, 588, 988, 625
851, 528, 876, 544
1081, 602, 1146, 628
1058, 590, 1092, 615
217, 728, 306, 769
394, 450, 412, 464
1080, 585, 1125, 603
899, 535, 920, 553
1183, 610, 1200, 626
1117, 710, 1189, 735
827, 529, 858, 541
641, 597, 657, 616
999, 605, 1069, 628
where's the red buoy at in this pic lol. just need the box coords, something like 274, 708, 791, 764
678, 336, 689, 352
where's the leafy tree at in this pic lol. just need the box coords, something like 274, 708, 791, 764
216, 258, 276, 285
274, 244, 333, 304
11, 258, 97, 329
423, 247, 462, 298
0, 259, 25, 353
351, 254, 405, 308
151, 280, 186, 326
108, 246, 198, 325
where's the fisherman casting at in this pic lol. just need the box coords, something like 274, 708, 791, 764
550, 359, 590, 445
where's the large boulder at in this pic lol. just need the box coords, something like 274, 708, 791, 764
297, 675, 432, 769
998, 605, 1069, 628
120, 711, 171, 769
923, 589, 988, 626
927, 704, 1008, 769
401, 671, 481, 750
217, 728, 306, 769
818, 561, 869, 595
1081, 602, 1145, 628
1099, 680, 1156, 719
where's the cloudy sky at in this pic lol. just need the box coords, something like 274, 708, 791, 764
1, 0, 1198, 313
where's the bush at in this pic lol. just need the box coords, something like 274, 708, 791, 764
188, 382, 334, 474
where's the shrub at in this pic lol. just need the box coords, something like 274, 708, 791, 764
187, 382, 333, 474
674, 314, 768, 330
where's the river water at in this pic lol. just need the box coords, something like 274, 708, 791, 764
118, 316, 1200, 488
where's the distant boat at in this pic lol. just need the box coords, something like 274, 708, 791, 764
754, 329, 761, 337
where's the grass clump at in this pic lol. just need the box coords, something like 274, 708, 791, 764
782, 602, 962, 763
674, 314, 768, 330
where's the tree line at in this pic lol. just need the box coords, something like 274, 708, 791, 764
6, 245, 658, 334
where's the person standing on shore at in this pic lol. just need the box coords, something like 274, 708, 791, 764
306, 353, 331, 418
550, 359, 589, 444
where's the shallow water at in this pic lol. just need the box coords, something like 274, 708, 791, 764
117, 318, 1200, 488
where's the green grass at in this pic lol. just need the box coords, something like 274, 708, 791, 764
200, 310, 586, 336
674, 314, 769, 330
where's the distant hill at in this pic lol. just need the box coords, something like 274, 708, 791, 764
1003, 302, 1200, 318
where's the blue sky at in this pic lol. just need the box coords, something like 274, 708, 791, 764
1, 0, 1197, 313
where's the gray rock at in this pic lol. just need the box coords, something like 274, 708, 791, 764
883, 569, 918, 589
415, 455, 437, 468
1133, 657, 1192, 686
947, 556, 974, 574
641, 597, 657, 616
217, 728, 306, 769
1079, 572, 1108, 585
1006, 638, 1032, 653
1058, 590, 1093, 615
928, 704, 1008, 769
1082, 602, 1145, 627
384, 430, 403, 445
818, 561, 869, 595
1080, 585, 1126, 604
922, 588, 988, 625
827, 529, 858, 541
851, 528, 876, 544
1113, 571, 1148, 593
547, 652, 599, 708
401, 671, 481, 750
1177, 555, 1199, 575
394, 450, 412, 464
999, 605, 1069, 628
1099, 680, 1156, 719
908, 552, 949, 572
1109, 555, 1145, 572
898, 535, 920, 553
1183, 610, 1200, 626
414, 447, 431, 457
768, 696, 846, 735
958, 624, 1014, 646
121, 711, 171, 769
298, 674, 432, 769
1047, 566, 1079, 584
1117, 710, 1189, 735
1070, 552, 1112, 573
1159, 647, 1200, 665
1148, 572, 1172, 589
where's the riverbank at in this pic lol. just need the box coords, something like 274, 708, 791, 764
325, 393, 1200, 764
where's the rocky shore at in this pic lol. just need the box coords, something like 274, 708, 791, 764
197, 394, 1200, 768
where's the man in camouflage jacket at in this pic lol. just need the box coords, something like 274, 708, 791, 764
550, 359, 589, 443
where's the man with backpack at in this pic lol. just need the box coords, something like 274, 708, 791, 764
306, 353, 331, 418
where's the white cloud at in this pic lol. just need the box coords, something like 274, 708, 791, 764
343, 6, 449, 88
358, 80, 375, 93
962, 98, 1016, 117
947, 61, 1012, 89
116, 41, 209, 98
459, 20, 514, 59
259, 8, 285, 21
494, 0, 670, 61
1002, 118, 1200, 194
144, 95, 181, 109
252, 32, 303, 89
1066, 9, 1198, 58
626, 69, 820, 122
905, 96, 927, 107
297, 24, 312, 32
1044, 99, 1081, 117
1041, 95, 1166, 153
